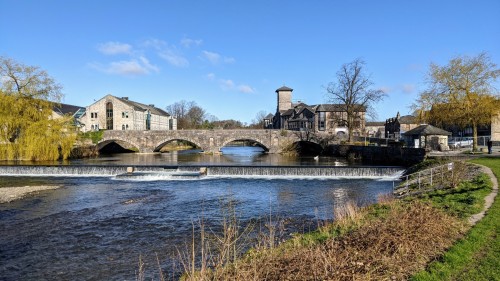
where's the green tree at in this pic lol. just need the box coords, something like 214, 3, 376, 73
414, 53, 500, 151
326, 58, 386, 142
0, 57, 76, 160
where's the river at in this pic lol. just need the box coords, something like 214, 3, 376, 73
0, 147, 403, 280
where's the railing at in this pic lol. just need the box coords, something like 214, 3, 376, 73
394, 162, 461, 197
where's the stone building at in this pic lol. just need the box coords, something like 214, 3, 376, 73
365, 121, 385, 138
81, 95, 176, 132
384, 112, 419, 140
271, 86, 366, 136
492, 110, 500, 145
51, 103, 86, 130
403, 124, 451, 150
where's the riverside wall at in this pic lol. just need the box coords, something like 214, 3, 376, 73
325, 145, 426, 166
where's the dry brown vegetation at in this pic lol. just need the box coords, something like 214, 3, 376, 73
175, 199, 465, 281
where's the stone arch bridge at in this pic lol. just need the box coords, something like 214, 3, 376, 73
100, 130, 305, 154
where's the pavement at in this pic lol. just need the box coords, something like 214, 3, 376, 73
428, 146, 500, 158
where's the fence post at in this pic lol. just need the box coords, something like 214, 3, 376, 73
430, 168, 433, 186
418, 172, 421, 189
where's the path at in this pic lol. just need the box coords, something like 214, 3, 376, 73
468, 164, 499, 225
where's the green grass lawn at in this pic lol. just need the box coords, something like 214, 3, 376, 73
411, 158, 500, 281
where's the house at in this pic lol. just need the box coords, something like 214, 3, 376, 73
403, 124, 451, 150
52, 103, 86, 129
492, 110, 500, 145
270, 86, 366, 136
385, 112, 419, 140
263, 113, 274, 129
365, 121, 385, 138
81, 94, 177, 132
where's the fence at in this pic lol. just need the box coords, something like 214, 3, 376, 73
394, 162, 466, 197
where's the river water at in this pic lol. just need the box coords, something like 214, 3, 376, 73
0, 147, 403, 280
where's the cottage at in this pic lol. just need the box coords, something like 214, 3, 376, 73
270, 86, 366, 136
403, 124, 451, 150
81, 95, 176, 132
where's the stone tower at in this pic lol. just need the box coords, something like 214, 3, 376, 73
276, 86, 293, 112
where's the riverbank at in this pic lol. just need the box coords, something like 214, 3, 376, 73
0, 185, 61, 203
165, 159, 497, 280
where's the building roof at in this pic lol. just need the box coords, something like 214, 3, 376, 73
276, 86, 293, 92
116, 96, 171, 117
366, 121, 385, 126
315, 104, 367, 112
53, 103, 85, 116
403, 124, 451, 136
264, 113, 274, 119
399, 115, 417, 124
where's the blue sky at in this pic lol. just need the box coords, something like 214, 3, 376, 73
1, 0, 499, 124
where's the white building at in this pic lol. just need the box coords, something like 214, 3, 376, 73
81, 95, 176, 132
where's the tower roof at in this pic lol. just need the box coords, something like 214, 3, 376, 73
275, 86, 293, 92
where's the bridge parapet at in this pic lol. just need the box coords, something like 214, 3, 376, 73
100, 129, 300, 154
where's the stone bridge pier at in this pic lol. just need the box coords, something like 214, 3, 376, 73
99, 129, 301, 154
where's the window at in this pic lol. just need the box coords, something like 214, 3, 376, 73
91, 112, 98, 118
126, 124, 129, 130
122, 124, 125, 130
106, 102, 113, 130
318, 112, 325, 131
122, 112, 128, 118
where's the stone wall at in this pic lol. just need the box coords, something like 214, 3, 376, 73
492, 111, 500, 143
326, 144, 426, 166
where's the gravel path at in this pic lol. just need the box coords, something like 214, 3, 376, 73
0, 185, 61, 203
468, 164, 499, 225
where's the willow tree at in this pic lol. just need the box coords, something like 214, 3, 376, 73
0, 57, 76, 160
414, 53, 500, 151
326, 58, 386, 142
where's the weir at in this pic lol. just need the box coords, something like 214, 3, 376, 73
0, 165, 404, 178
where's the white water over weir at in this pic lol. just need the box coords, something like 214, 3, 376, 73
0, 165, 404, 179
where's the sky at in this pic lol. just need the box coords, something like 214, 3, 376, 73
1, 0, 499, 124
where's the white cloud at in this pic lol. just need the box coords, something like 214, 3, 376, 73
219, 79, 235, 90
90, 57, 159, 76
206, 73, 216, 81
202, 50, 235, 65
158, 49, 189, 67
180, 37, 202, 48
98, 42, 133, 55
238, 85, 255, 94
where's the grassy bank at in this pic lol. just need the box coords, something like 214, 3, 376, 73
155, 160, 495, 280
411, 158, 500, 281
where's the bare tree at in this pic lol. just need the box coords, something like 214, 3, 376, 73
326, 59, 385, 142
249, 110, 268, 129
165, 100, 210, 129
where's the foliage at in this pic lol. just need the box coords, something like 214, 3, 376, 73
0, 57, 76, 160
412, 158, 500, 280
79, 130, 104, 144
326, 58, 386, 142
165, 100, 214, 129
413, 52, 500, 151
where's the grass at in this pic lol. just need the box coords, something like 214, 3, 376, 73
411, 158, 500, 281
138, 158, 498, 280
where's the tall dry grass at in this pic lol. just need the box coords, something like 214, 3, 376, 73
175, 198, 466, 281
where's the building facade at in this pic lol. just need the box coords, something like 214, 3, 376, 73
385, 112, 419, 140
81, 95, 176, 132
270, 86, 366, 136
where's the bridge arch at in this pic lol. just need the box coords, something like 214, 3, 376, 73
220, 138, 270, 152
153, 138, 204, 153
97, 138, 141, 152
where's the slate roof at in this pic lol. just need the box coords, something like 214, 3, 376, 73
116, 97, 171, 117
315, 104, 367, 112
399, 115, 417, 124
403, 124, 451, 136
53, 103, 85, 116
264, 113, 274, 119
276, 86, 293, 92
366, 121, 385, 126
